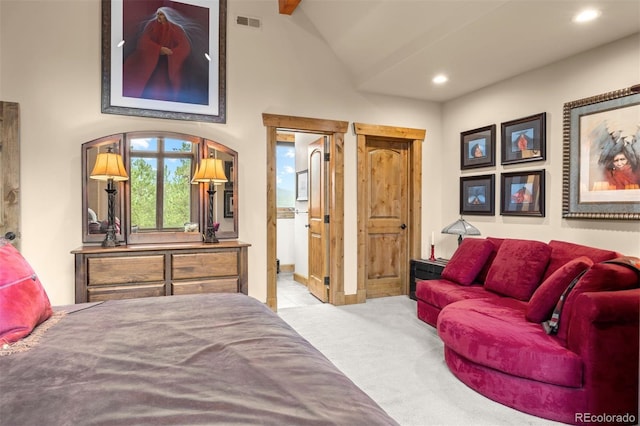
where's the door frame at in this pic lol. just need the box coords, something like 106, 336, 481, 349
354, 123, 425, 302
263, 114, 348, 311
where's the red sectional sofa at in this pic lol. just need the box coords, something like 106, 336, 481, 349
415, 237, 639, 425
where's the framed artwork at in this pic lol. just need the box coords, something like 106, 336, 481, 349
296, 170, 308, 201
460, 125, 496, 169
224, 160, 233, 190
460, 174, 495, 216
223, 190, 233, 218
101, 0, 227, 123
562, 85, 640, 220
501, 113, 546, 165
501, 170, 545, 217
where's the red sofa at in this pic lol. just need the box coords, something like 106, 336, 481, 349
415, 237, 639, 425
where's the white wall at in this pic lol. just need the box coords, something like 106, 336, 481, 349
0, 0, 437, 305
2, 1, 637, 306
440, 33, 640, 258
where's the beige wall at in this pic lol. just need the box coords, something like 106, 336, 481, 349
1, 1, 637, 305
439, 33, 640, 258
0, 0, 439, 305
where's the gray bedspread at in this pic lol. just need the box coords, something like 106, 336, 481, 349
1, 293, 398, 425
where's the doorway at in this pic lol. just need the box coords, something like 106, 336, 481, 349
263, 114, 348, 311
354, 123, 425, 301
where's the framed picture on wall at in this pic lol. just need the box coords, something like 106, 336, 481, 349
562, 85, 640, 220
101, 0, 227, 123
460, 174, 495, 216
460, 125, 496, 170
500, 170, 545, 217
501, 113, 546, 165
296, 170, 308, 201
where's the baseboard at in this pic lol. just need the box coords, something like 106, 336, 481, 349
279, 264, 294, 273
293, 273, 307, 285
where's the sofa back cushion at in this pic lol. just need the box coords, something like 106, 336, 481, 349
484, 239, 551, 301
557, 259, 639, 341
526, 256, 593, 323
441, 238, 494, 285
543, 240, 619, 281
475, 237, 504, 284
0, 241, 53, 345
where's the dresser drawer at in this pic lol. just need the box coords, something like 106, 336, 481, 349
87, 283, 165, 302
172, 252, 238, 280
172, 278, 239, 295
88, 255, 164, 285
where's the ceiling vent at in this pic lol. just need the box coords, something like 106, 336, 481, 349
236, 15, 261, 29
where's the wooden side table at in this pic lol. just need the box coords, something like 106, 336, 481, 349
409, 258, 449, 300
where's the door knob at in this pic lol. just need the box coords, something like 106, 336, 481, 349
305, 224, 310, 228
4, 232, 16, 240
400, 224, 407, 230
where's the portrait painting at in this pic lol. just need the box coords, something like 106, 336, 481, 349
501, 113, 546, 165
460, 174, 495, 216
500, 170, 545, 217
460, 125, 496, 170
563, 86, 640, 220
102, 0, 226, 122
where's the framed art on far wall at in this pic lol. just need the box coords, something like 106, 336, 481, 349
296, 170, 308, 201
460, 174, 495, 216
562, 85, 640, 220
460, 125, 496, 170
101, 0, 227, 123
501, 113, 546, 165
501, 170, 545, 217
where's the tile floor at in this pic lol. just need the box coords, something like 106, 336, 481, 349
277, 272, 323, 309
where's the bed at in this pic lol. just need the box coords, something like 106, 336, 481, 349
1, 292, 399, 425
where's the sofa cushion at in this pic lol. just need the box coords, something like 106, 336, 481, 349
484, 239, 551, 301
475, 237, 504, 284
415, 279, 501, 310
526, 256, 593, 323
437, 298, 582, 388
0, 241, 53, 345
557, 260, 639, 341
441, 238, 494, 285
543, 240, 619, 281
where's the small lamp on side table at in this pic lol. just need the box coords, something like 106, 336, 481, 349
90, 147, 129, 248
441, 216, 481, 246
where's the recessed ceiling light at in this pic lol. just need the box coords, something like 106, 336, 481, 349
573, 8, 601, 23
433, 74, 448, 85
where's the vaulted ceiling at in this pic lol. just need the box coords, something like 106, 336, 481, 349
280, 1, 640, 102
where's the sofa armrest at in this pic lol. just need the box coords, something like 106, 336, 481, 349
567, 288, 639, 417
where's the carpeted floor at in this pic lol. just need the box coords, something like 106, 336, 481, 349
278, 295, 563, 426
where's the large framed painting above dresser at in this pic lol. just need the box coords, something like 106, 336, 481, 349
72, 241, 250, 303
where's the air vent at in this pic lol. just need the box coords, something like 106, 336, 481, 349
236, 15, 261, 29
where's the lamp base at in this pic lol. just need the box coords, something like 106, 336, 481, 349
101, 229, 119, 248
203, 227, 219, 244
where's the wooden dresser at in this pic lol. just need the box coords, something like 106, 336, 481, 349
72, 241, 250, 303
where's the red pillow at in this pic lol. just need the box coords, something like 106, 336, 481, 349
0, 241, 53, 345
484, 239, 551, 301
441, 238, 494, 285
475, 237, 504, 283
543, 240, 619, 281
556, 260, 639, 341
525, 256, 593, 323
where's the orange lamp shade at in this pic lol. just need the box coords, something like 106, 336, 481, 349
90, 151, 128, 181
192, 158, 227, 183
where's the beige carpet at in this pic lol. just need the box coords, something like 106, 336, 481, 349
278, 296, 563, 426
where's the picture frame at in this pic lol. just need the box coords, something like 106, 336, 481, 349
460, 125, 496, 170
562, 86, 640, 220
500, 170, 545, 217
101, 0, 227, 123
460, 174, 495, 216
223, 190, 233, 218
501, 113, 546, 165
224, 160, 233, 190
296, 170, 308, 201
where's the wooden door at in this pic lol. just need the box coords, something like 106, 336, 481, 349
0, 102, 20, 249
307, 137, 328, 302
364, 138, 409, 298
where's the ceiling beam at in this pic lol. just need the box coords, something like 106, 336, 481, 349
279, 0, 301, 15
